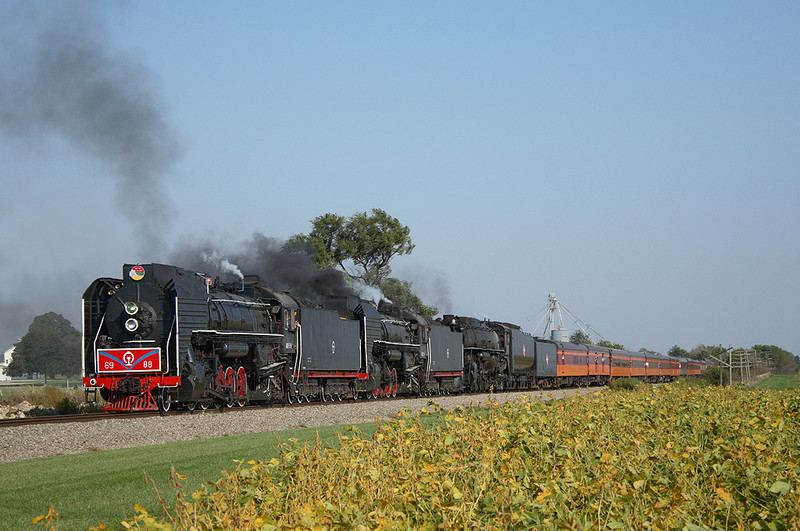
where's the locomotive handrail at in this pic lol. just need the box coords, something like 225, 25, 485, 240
209, 298, 272, 308
426, 338, 432, 378
292, 323, 303, 383
90, 314, 106, 374
373, 340, 420, 348
361, 316, 369, 377
381, 319, 411, 326
167, 313, 176, 376
463, 346, 505, 353
192, 330, 283, 338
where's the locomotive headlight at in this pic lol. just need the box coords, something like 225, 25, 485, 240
125, 318, 140, 332
124, 301, 139, 315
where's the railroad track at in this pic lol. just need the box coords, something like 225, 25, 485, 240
0, 410, 161, 427
0, 393, 423, 427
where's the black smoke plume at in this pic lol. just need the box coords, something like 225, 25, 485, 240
0, 2, 180, 255
168, 233, 356, 304
0, 3, 180, 351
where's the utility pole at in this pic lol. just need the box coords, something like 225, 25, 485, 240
728, 346, 732, 386
708, 346, 734, 386
709, 347, 771, 387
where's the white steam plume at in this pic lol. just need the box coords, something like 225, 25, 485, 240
201, 250, 244, 280
349, 278, 390, 306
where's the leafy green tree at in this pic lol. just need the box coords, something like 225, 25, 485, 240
379, 278, 437, 318
638, 347, 658, 354
569, 330, 592, 345
668, 345, 690, 358
689, 344, 726, 360
284, 212, 348, 271
597, 340, 625, 350
285, 209, 414, 286
6, 312, 81, 381
345, 209, 415, 285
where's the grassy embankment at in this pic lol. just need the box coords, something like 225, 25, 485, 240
754, 372, 800, 390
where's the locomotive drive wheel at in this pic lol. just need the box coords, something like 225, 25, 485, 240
225, 367, 235, 407
186, 401, 196, 412
235, 367, 247, 407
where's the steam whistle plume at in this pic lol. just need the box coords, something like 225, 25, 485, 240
0, 3, 181, 255
201, 251, 244, 280
222, 260, 245, 280
349, 278, 390, 306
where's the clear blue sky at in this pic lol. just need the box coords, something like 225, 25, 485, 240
1, 1, 798, 357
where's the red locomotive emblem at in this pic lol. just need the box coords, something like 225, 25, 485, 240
129, 265, 145, 281
98, 348, 161, 372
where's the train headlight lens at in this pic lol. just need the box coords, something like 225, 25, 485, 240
124, 301, 139, 315
125, 318, 140, 332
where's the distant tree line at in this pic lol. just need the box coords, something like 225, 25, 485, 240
6, 312, 80, 381
568, 330, 798, 375
568, 330, 625, 350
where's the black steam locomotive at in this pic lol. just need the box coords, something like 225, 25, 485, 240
82, 263, 707, 412
82, 263, 467, 411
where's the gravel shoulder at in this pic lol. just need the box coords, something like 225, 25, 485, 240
0, 387, 599, 463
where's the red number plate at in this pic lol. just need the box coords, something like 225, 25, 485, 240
97, 348, 161, 373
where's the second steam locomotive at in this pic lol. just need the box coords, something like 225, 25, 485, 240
82, 263, 708, 411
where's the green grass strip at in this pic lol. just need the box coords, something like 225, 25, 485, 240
0, 421, 379, 530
